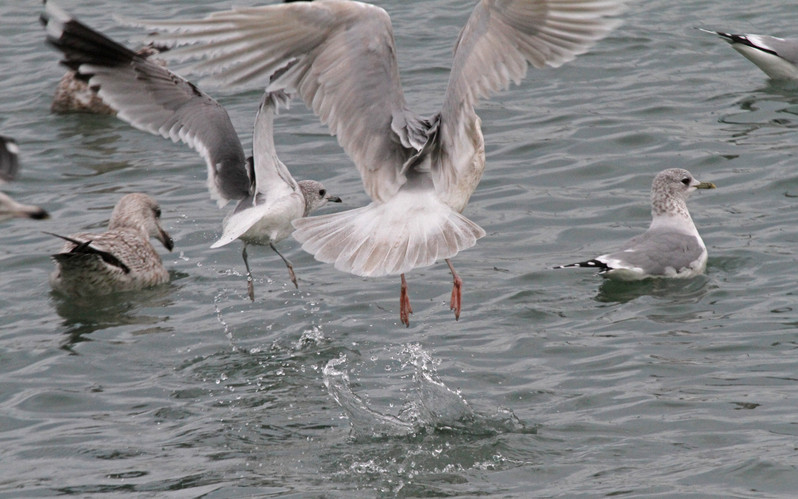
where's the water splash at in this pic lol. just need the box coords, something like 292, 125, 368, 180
212, 291, 235, 350
323, 344, 528, 440
324, 355, 415, 439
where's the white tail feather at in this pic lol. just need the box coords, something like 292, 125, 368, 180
292, 190, 485, 277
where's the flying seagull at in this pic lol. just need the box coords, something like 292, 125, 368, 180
42, 2, 341, 301
556, 168, 716, 280
129, 0, 624, 325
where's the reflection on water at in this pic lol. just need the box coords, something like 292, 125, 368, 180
51, 279, 180, 352
719, 83, 798, 140
4, 0, 798, 496
595, 274, 712, 303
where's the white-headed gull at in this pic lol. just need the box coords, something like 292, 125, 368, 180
556, 168, 716, 280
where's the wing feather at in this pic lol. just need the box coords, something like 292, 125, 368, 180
42, 1, 250, 206
131, 1, 429, 203
438, 0, 623, 192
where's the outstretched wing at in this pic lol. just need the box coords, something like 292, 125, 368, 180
251, 90, 300, 200
42, 1, 250, 206
128, 0, 431, 203
438, 0, 624, 189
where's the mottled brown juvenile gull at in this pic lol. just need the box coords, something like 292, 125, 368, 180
699, 28, 798, 82
42, 2, 341, 301
49, 193, 174, 296
0, 136, 49, 222
556, 169, 716, 280
129, 0, 625, 325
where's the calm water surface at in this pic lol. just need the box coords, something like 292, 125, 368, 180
3, 0, 798, 496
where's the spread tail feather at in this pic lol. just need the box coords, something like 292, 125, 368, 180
292, 191, 485, 277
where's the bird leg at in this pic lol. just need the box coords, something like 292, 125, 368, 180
270, 242, 298, 289
400, 273, 413, 327
242, 244, 255, 302
445, 258, 462, 321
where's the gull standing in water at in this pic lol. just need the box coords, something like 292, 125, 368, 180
48, 193, 174, 296
699, 28, 798, 82
131, 0, 624, 325
42, 2, 341, 301
555, 168, 716, 280
0, 136, 49, 222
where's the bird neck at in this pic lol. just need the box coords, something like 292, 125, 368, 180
108, 217, 148, 238
651, 192, 689, 219
649, 209, 697, 235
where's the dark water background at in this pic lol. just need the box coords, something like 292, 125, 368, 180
3, 0, 798, 496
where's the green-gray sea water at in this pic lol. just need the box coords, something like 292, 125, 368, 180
3, 0, 798, 496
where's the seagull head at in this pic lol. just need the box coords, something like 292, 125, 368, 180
298, 180, 342, 216
109, 193, 174, 251
650, 168, 715, 218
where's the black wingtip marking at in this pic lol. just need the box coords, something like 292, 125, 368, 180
45, 231, 131, 273
554, 259, 612, 272
719, 32, 780, 57
42, 5, 140, 78
29, 209, 50, 220
698, 29, 781, 57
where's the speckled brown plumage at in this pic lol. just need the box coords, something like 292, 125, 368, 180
49, 193, 174, 296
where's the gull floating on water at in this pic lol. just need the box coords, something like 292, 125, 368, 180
0, 136, 49, 222
42, 2, 342, 301
130, 0, 625, 325
699, 28, 798, 82
48, 193, 174, 296
555, 168, 716, 280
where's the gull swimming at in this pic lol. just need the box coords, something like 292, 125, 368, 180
699, 28, 798, 82
0, 135, 49, 222
48, 193, 174, 296
555, 168, 716, 280
131, 0, 625, 326
42, 2, 342, 301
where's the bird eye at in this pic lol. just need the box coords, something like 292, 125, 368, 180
681, 178, 691, 186
154, 207, 162, 218
319, 189, 326, 197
